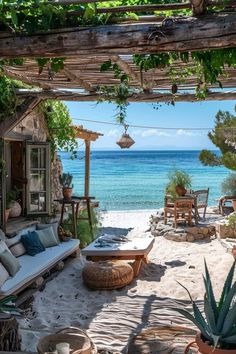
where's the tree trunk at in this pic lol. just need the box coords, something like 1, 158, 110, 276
0, 317, 21, 351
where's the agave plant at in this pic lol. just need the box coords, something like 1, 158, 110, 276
175, 260, 236, 349
0, 295, 22, 319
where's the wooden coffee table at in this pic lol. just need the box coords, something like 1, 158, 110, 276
81, 235, 155, 277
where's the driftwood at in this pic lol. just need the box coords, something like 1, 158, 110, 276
0, 317, 21, 351
0, 13, 236, 58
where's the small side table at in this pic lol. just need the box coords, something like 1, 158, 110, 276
54, 196, 95, 238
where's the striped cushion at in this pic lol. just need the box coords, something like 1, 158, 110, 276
9, 242, 26, 257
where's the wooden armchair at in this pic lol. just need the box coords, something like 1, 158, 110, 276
192, 188, 209, 220
164, 198, 193, 228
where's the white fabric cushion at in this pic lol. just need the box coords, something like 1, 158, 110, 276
0, 229, 6, 241
9, 242, 26, 257
0, 263, 9, 287
5, 235, 22, 248
0, 239, 80, 296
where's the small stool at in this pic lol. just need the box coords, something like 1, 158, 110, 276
82, 260, 134, 290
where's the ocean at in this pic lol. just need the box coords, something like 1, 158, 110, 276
59, 150, 230, 211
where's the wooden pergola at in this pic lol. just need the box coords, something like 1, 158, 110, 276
73, 125, 103, 197
0, 0, 236, 104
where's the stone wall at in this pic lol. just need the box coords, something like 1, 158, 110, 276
215, 222, 236, 239
13, 109, 47, 142
150, 209, 216, 242
51, 153, 63, 213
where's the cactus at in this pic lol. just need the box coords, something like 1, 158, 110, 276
59, 172, 74, 189
174, 260, 236, 349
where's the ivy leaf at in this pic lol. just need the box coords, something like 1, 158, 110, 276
36, 58, 49, 75
100, 60, 112, 72
11, 10, 18, 28
83, 4, 96, 20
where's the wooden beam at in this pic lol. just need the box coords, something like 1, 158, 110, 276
63, 67, 95, 92
1, 13, 236, 57
110, 55, 150, 91
2, 66, 52, 89
15, 89, 236, 103
0, 97, 41, 136
190, 0, 207, 16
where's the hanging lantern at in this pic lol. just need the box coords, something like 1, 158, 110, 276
116, 124, 135, 149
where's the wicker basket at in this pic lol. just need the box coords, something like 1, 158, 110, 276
37, 327, 97, 354
82, 260, 134, 290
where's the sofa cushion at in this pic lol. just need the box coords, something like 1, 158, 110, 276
0, 239, 80, 296
21, 232, 45, 256
0, 240, 10, 253
0, 250, 21, 276
36, 227, 59, 248
0, 263, 9, 286
5, 234, 22, 248
37, 222, 59, 243
9, 242, 26, 257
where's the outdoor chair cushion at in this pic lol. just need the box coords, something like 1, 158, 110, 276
9, 242, 26, 257
0, 249, 21, 276
36, 227, 59, 248
0, 239, 80, 297
21, 232, 45, 256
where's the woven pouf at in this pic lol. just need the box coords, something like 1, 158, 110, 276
82, 261, 134, 290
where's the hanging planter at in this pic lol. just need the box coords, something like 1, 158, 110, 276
116, 124, 135, 149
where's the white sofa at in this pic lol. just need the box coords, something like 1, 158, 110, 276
0, 225, 80, 297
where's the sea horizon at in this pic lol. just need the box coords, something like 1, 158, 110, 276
59, 149, 228, 211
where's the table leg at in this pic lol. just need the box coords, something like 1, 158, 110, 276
60, 202, 65, 226
132, 256, 143, 277
71, 203, 77, 238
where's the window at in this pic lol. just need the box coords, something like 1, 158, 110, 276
26, 142, 50, 215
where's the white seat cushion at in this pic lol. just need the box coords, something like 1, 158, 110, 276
0, 239, 80, 296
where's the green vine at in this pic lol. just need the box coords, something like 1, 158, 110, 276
40, 100, 78, 159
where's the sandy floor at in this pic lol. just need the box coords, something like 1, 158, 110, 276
19, 210, 234, 353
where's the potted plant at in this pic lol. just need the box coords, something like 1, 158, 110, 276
7, 186, 22, 218
175, 260, 236, 353
221, 173, 236, 211
59, 172, 74, 199
166, 169, 192, 199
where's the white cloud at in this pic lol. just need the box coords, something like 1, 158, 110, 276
107, 129, 120, 137
141, 129, 171, 138
176, 129, 201, 137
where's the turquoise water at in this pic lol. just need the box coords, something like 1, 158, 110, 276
59, 150, 230, 211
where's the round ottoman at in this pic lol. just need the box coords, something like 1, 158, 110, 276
82, 261, 134, 290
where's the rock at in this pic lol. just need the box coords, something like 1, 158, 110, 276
189, 265, 195, 269
164, 233, 187, 242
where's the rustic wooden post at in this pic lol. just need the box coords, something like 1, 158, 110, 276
0, 139, 6, 232
0, 317, 21, 351
84, 139, 90, 197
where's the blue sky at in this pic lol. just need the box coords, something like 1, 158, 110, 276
65, 100, 236, 150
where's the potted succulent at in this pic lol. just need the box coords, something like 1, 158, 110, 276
166, 169, 192, 200
175, 260, 236, 353
59, 172, 74, 200
221, 173, 236, 211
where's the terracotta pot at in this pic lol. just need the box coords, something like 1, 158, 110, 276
185, 333, 236, 354
232, 200, 236, 211
9, 201, 22, 218
176, 185, 187, 196
62, 187, 73, 200
5, 209, 10, 223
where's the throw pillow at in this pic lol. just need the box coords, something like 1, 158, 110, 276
0, 229, 6, 241
37, 222, 60, 243
21, 232, 45, 256
0, 240, 10, 253
5, 234, 22, 248
36, 227, 59, 248
0, 263, 9, 286
0, 250, 21, 276
9, 242, 26, 257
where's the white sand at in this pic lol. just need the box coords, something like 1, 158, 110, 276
19, 210, 234, 353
